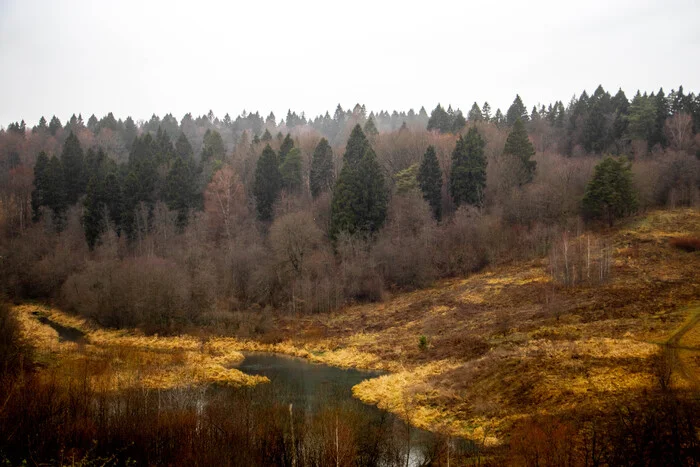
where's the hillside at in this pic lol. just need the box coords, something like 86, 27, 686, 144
15, 209, 700, 450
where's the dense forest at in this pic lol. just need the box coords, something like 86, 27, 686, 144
0, 85, 699, 331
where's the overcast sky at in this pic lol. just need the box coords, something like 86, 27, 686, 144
1, 0, 698, 127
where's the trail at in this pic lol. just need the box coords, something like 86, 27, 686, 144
662, 306, 700, 388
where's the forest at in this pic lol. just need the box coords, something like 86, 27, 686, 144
1, 84, 700, 465
0, 85, 698, 326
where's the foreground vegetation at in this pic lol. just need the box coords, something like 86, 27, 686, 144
2, 209, 698, 465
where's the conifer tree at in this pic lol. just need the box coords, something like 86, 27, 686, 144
43, 156, 68, 226
175, 132, 194, 160
364, 117, 379, 136
452, 110, 467, 133
280, 148, 303, 192
506, 94, 529, 126
261, 128, 272, 142
165, 153, 200, 228
48, 116, 62, 135
309, 138, 334, 198
330, 125, 387, 237
417, 145, 443, 220
343, 124, 370, 166
582, 157, 637, 226
31, 151, 49, 220
427, 104, 451, 133
468, 102, 483, 121
60, 131, 86, 205
202, 129, 226, 161
503, 118, 536, 185
279, 133, 294, 163
449, 127, 486, 207
83, 175, 106, 250
482, 102, 492, 121
253, 144, 282, 221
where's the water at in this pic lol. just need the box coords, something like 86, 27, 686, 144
33, 312, 86, 343
234, 352, 439, 466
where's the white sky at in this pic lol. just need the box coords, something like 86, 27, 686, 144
1, 0, 698, 127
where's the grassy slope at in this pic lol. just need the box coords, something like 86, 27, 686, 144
269, 209, 700, 444
15, 209, 700, 446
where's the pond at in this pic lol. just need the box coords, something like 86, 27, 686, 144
33, 312, 86, 343
234, 352, 440, 466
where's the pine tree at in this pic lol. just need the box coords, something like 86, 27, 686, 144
280, 148, 303, 192
450, 127, 486, 207
83, 175, 106, 250
45, 156, 68, 225
261, 128, 272, 142
310, 138, 334, 198
31, 151, 49, 220
165, 154, 200, 228
494, 109, 505, 126
60, 131, 86, 205
364, 117, 379, 136
417, 145, 443, 220
343, 124, 370, 166
279, 133, 294, 163
253, 144, 282, 221
330, 126, 387, 237
202, 129, 226, 161
468, 102, 483, 121
482, 102, 492, 121
103, 169, 123, 233
582, 157, 637, 226
427, 104, 451, 133
503, 118, 536, 185
451, 110, 467, 132
48, 116, 62, 135
506, 95, 529, 126
175, 132, 194, 160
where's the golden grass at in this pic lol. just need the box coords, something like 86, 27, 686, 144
15, 305, 266, 390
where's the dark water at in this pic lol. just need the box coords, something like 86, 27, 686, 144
33, 312, 86, 343
234, 352, 443, 466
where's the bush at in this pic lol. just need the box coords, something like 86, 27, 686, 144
670, 236, 700, 252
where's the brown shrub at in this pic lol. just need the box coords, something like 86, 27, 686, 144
669, 236, 700, 252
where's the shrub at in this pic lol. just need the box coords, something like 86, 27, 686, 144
670, 236, 700, 252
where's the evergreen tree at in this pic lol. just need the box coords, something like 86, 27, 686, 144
394, 164, 419, 194
48, 116, 62, 135
253, 144, 282, 221
60, 131, 86, 205
330, 126, 387, 237
494, 109, 505, 126
103, 169, 123, 233
482, 102, 492, 121
45, 156, 68, 225
417, 145, 443, 220
427, 104, 451, 133
280, 148, 303, 192
175, 132, 194, 160
451, 110, 467, 132
582, 157, 637, 226
279, 133, 294, 163
155, 127, 174, 164
506, 95, 529, 126
83, 175, 106, 250
503, 118, 536, 185
364, 117, 379, 136
202, 129, 226, 161
261, 128, 272, 142
343, 124, 370, 166
650, 88, 670, 148
31, 151, 49, 220
468, 102, 483, 121
164, 153, 200, 228
309, 138, 334, 198
627, 92, 656, 143
450, 127, 486, 207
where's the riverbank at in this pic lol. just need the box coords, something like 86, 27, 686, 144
14, 209, 700, 446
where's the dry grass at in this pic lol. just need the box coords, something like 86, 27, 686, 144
15, 209, 700, 446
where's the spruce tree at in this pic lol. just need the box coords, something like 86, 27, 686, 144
449, 127, 487, 207
482, 102, 492, 121
61, 131, 86, 205
253, 144, 282, 221
31, 151, 49, 220
165, 154, 200, 229
280, 147, 303, 192
417, 145, 443, 220
364, 117, 379, 137
261, 128, 272, 142
202, 129, 226, 161
506, 94, 529, 126
83, 175, 105, 250
582, 157, 637, 226
48, 116, 62, 135
468, 102, 483, 121
279, 133, 294, 163
309, 138, 334, 198
503, 118, 536, 185
45, 156, 68, 225
175, 132, 194, 160
427, 104, 451, 133
451, 110, 467, 133
330, 126, 387, 237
